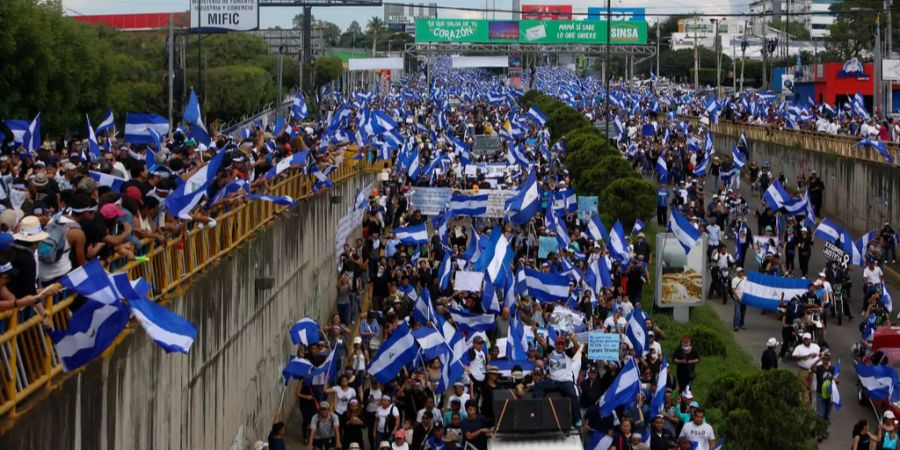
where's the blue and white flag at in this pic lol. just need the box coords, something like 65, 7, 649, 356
96, 108, 115, 134
883, 285, 894, 314
438, 328, 469, 393
86, 115, 101, 158
524, 268, 571, 303
607, 220, 628, 261
395, 223, 428, 245
650, 358, 669, 417
412, 326, 449, 361
585, 432, 614, 450
586, 214, 610, 243
504, 168, 541, 226
632, 219, 645, 235
129, 298, 197, 353
245, 194, 297, 208
22, 113, 41, 154
814, 218, 844, 243
525, 105, 548, 127
474, 226, 513, 286
266, 151, 309, 179
4, 119, 28, 144
368, 322, 419, 384
282, 357, 314, 383
763, 180, 791, 211
165, 148, 225, 220
412, 287, 436, 325
668, 208, 702, 254
89, 171, 126, 192
655, 155, 668, 183
694, 155, 709, 177
598, 358, 641, 415
184, 88, 201, 124
854, 361, 900, 402
49, 300, 131, 372
311, 163, 335, 191
584, 257, 613, 296
732, 144, 747, 169
506, 304, 529, 361
740, 272, 808, 311
124, 113, 169, 145
310, 345, 339, 385
626, 308, 648, 357
448, 307, 497, 333
290, 318, 321, 345
437, 252, 453, 291
291, 91, 309, 120
858, 138, 895, 164
832, 360, 842, 410
58, 259, 121, 305
449, 192, 488, 217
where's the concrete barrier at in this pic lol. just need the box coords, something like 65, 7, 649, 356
712, 131, 900, 233
1, 173, 375, 450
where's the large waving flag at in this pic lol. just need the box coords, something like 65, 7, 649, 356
668, 208, 701, 254
412, 326, 449, 361
524, 268, 571, 303
855, 361, 900, 402
474, 226, 513, 286
368, 323, 419, 384
650, 357, 669, 417
184, 88, 201, 124
814, 218, 844, 243
740, 272, 808, 311
607, 220, 628, 261
505, 168, 541, 226
626, 308, 648, 357
585, 432, 613, 450
291, 91, 309, 120
598, 357, 641, 415
655, 155, 669, 184
89, 171, 127, 192
763, 180, 791, 211
448, 307, 497, 333
49, 300, 131, 372
129, 298, 198, 353
165, 148, 226, 219
525, 105, 548, 127
86, 115, 101, 158
858, 138, 895, 164
395, 223, 428, 245
290, 318, 321, 345
586, 214, 609, 243
96, 108, 115, 134
449, 192, 488, 217
506, 304, 529, 360
58, 259, 121, 305
125, 113, 169, 145
22, 113, 41, 154
282, 357, 314, 383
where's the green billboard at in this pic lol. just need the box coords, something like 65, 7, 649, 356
415, 19, 647, 45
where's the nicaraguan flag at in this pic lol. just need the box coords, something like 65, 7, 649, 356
165, 149, 226, 220
184, 88, 201, 124
4, 119, 28, 144
632, 219, 645, 235
125, 113, 169, 145
266, 151, 309, 179
437, 252, 453, 291
448, 307, 497, 333
413, 326, 449, 360
655, 155, 668, 183
607, 220, 628, 261
504, 168, 541, 226
694, 155, 709, 177
506, 304, 529, 360
49, 300, 131, 372
858, 138, 895, 164
449, 192, 488, 217
740, 271, 808, 311
598, 357, 641, 415
524, 268, 571, 303
289, 318, 320, 345
282, 357, 314, 383
129, 298, 197, 353
763, 180, 791, 211
245, 194, 297, 208
586, 214, 610, 243
395, 223, 428, 245
86, 115, 101, 158
668, 208, 701, 254
58, 259, 121, 305
732, 144, 747, 168
96, 108, 115, 134
585, 432, 613, 450
525, 105, 548, 127
23, 113, 41, 154
438, 328, 469, 393
883, 285, 894, 313
626, 308, 648, 357
474, 226, 513, 286
832, 360, 842, 410
650, 357, 669, 416
584, 257, 613, 296
368, 322, 419, 384
291, 91, 309, 120
854, 361, 900, 402
310, 163, 335, 191
814, 218, 844, 243
89, 171, 126, 192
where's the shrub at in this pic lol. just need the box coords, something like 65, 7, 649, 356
686, 325, 727, 358
577, 156, 640, 196
600, 178, 656, 226
548, 106, 591, 140
564, 147, 602, 181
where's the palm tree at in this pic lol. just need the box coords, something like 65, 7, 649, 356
366, 16, 384, 35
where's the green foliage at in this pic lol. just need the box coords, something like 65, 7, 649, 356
202, 33, 268, 66
599, 178, 656, 226
564, 147, 602, 182
707, 370, 825, 449
768, 20, 811, 40
827, 0, 900, 59
314, 56, 343, 88
685, 325, 727, 358
548, 107, 591, 141
577, 156, 639, 196
204, 65, 274, 122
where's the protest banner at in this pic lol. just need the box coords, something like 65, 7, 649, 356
538, 236, 559, 258
588, 332, 621, 361
454, 270, 484, 292
577, 196, 599, 216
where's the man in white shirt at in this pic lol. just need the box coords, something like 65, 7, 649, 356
815, 272, 833, 311
863, 259, 885, 301
792, 333, 821, 403
679, 409, 716, 450
731, 267, 747, 331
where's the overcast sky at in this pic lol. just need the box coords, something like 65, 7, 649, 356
62, 0, 743, 30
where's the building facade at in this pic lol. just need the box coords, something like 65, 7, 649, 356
748, 0, 838, 39
383, 3, 437, 33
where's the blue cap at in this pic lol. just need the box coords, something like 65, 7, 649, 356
0, 232, 13, 251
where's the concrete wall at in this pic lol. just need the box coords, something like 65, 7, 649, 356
2, 173, 375, 450
713, 132, 900, 233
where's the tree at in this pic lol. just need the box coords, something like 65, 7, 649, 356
600, 178, 656, 226
313, 56, 343, 89
827, 0, 900, 59
366, 16, 385, 35
292, 12, 314, 29
316, 20, 342, 46
768, 20, 810, 41
577, 156, 640, 196
204, 65, 274, 123
706, 370, 824, 450
564, 147, 603, 182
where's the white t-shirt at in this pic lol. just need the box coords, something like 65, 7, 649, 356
391, 443, 410, 450
334, 386, 356, 414
731, 276, 747, 301
792, 343, 821, 370
447, 393, 470, 409
417, 407, 444, 425
680, 421, 716, 450
548, 349, 575, 383
648, 340, 662, 358
603, 316, 627, 331
864, 266, 884, 284
376, 404, 399, 432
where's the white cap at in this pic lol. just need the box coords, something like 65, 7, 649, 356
818, 272, 826, 277
802, 332, 812, 340
353, 336, 362, 344
886, 410, 897, 420
766, 337, 778, 347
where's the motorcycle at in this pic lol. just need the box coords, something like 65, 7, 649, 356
833, 282, 846, 326
718, 267, 731, 304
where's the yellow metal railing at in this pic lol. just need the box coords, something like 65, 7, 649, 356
0, 156, 391, 430
681, 117, 900, 165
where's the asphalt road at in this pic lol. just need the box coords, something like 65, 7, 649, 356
698, 176, 900, 450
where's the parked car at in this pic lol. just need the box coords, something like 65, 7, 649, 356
856, 326, 900, 415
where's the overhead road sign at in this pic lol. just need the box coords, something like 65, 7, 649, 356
586, 7, 646, 22
415, 19, 647, 45
190, 0, 260, 32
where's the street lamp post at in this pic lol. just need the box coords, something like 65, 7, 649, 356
710, 18, 723, 98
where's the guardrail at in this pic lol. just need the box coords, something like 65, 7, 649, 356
0, 157, 390, 432
682, 117, 900, 166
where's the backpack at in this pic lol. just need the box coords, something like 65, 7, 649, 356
820, 378, 832, 400
37, 218, 74, 264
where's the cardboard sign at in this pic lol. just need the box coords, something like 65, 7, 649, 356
538, 236, 559, 258
577, 196, 599, 215
588, 332, 621, 361
823, 241, 850, 266
454, 270, 484, 292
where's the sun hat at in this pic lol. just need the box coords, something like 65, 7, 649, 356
13, 216, 49, 242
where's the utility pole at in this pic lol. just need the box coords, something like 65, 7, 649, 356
656, 19, 661, 79
887, 0, 893, 113
762, 21, 769, 91
301, 6, 312, 94
711, 18, 722, 98
604, 0, 611, 140
875, 13, 882, 117
167, 15, 175, 130
740, 19, 748, 92
197, 0, 203, 101
277, 45, 285, 120
693, 16, 700, 90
